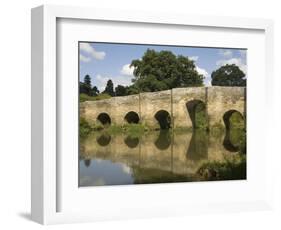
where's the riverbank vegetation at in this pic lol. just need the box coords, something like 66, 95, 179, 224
197, 154, 246, 181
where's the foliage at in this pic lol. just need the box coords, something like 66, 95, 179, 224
79, 82, 92, 96
103, 79, 115, 96
123, 123, 147, 137
94, 93, 112, 100
197, 154, 246, 180
211, 64, 246, 86
229, 112, 245, 129
92, 86, 100, 96
84, 75, 91, 87
228, 111, 246, 154
115, 85, 127, 96
130, 49, 204, 92
194, 102, 208, 130
79, 117, 93, 137
79, 75, 100, 97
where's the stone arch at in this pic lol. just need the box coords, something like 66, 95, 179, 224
97, 112, 111, 126
186, 99, 208, 129
124, 111, 140, 124
223, 110, 244, 130
154, 110, 171, 129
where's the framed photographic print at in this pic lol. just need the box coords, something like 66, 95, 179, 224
31, 5, 274, 224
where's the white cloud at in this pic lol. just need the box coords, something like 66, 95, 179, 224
121, 164, 132, 174
95, 74, 133, 91
196, 66, 208, 78
196, 66, 211, 86
120, 64, 135, 76
219, 49, 233, 58
216, 58, 247, 74
204, 77, 212, 86
80, 43, 106, 60
190, 56, 199, 61
80, 54, 91, 62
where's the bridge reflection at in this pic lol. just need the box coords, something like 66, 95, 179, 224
80, 129, 242, 176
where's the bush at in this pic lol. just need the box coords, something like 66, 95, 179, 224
79, 118, 93, 137
197, 154, 246, 180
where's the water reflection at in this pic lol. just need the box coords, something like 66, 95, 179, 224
186, 130, 208, 161
79, 129, 245, 186
154, 131, 172, 150
124, 136, 140, 148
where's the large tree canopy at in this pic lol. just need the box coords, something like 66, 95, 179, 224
130, 49, 204, 92
211, 64, 246, 86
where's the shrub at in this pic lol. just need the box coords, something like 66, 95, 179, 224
197, 154, 246, 180
79, 118, 93, 137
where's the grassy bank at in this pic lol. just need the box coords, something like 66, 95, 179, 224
80, 93, 111, 102
79, 118, 148, 138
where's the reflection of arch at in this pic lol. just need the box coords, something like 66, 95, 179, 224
124, 136, 140, 148
186, 130, 208, 161
154, 110, 171, 129
97, 113, 111, 126
186, 99, 208, 129
124, 111, 140, 124
223, 131, 239, 152
154, 130, 171, 150
84, 159, 91, 167
96, 133, 111, 146
223, 110, 244, 130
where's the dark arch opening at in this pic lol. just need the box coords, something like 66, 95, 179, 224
124, 136, 140, 148
222, 110, 246, 154
223, 110, 244, 130
186, 100, 208, 130
96, 133, 111, 146
124, 111, 140, 124
97, 113, 111, 126
154, 110, 171, 130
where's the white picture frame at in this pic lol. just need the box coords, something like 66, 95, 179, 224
31, 5, 274, 225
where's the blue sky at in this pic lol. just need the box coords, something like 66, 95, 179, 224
79, 42, 247, 91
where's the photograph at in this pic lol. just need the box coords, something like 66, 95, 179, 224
78, 42, 247, 187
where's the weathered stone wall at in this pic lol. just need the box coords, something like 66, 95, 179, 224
80, 86, 246, 130
207, 87, 246, 127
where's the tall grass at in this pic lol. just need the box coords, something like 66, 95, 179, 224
79, 93, 111, 102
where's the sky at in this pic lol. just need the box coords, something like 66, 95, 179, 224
79, 42, 247, 91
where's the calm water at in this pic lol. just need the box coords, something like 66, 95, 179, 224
79, 130, 246, 186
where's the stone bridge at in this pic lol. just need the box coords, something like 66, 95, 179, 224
80, 86, 246, 130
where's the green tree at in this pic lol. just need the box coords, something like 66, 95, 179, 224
211, 64, 246, 86
84, 75, 91, 88
80, 75, 93, 96
92, 86, 100, 96
115, 85, 127, 96
130, 49, 203, 92
126, 85, 139, 95
103, 79, 115, 96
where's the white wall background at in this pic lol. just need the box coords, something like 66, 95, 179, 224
0, 0, 280, 229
